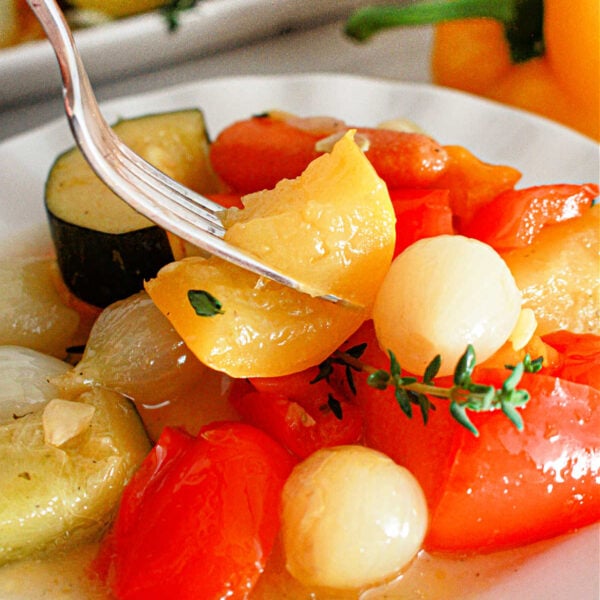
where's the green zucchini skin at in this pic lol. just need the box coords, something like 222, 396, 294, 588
47, 211, 174, 308
43, 109, 219, 309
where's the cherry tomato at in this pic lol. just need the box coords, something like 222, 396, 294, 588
231, 367, 363, 459
357, 128, 449, 188
464, 183, 598, 250
337, 321, 600, 553
95, 422, 296, 599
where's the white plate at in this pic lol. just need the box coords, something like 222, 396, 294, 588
0, 0, 370, 107
0, 74, 598, 599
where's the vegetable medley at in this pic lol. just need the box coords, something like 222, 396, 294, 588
0, 107, 598, 599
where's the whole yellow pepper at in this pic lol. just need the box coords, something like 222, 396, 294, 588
346, 0, 599, 140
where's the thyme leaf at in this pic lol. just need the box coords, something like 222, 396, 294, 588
506, 354, 543, 373
187, 290, 223, 316
423, 354, 441, 384
327, 394, 344, 420
311, 361, 333, 384
345, 343, 367, 360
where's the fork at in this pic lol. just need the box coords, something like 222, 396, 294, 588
26, 0, 357, 308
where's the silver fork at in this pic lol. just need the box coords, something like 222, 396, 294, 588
26, 0, 357, 308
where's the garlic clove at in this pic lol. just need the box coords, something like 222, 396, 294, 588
43, 399, 96, 447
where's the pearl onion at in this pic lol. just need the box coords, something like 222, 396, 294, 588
373, 235, 522, 376
281, 445, 428, 590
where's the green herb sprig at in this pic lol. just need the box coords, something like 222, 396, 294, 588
162, 0, 200, 31
317, 344, 537, 437
185, 289, 537, 436
506, 353, 543, 373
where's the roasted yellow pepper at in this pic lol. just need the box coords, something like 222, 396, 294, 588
346, 0, 599, 140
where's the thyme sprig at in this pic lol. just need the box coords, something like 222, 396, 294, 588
317, 344, 536, 437
506, 353, 543, 373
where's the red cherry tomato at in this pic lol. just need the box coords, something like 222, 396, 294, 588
338, 321, 600, 553
231, 367, 363, 459
464, 183, 598, 250
95, 422, 296, 600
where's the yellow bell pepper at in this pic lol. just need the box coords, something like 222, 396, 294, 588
346, 0, 599, 141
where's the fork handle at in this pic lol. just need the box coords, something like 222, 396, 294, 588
27, 0, 361, 310
27, 0, 114, 166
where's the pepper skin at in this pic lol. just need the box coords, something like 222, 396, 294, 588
347, 0, 600, 140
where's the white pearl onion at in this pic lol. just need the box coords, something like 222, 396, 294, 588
373, 235, 522, 376
281, 445, 428, 590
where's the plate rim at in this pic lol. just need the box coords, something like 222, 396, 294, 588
2, 71, 598, 147
0, 71, 598, 599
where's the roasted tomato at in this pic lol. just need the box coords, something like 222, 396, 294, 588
209, 114, 448, 194
389, 188, 454, 256
542, 331, 600, 390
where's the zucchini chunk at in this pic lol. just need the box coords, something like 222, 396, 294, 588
0, 346, 150, 564
0, 257, 80, 358
45, 109, 219, 307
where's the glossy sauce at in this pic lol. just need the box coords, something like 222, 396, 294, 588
0, 533, 575, 600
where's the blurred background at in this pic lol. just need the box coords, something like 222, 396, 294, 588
1, 0, 597, 141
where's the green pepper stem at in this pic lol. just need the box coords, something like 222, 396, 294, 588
345, 0, 545, 63
346, 0, 514, 40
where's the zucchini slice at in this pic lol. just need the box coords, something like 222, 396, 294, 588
45, 109, 219, 308
0, 347, 150, 564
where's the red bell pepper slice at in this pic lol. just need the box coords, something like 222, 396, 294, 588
542, 331, 600, 390
230, 367, 363, 459
95, 422, 296, 600
389, 188, 454, 255
337, 321, 600, 553
206, 192, 244, 209
464, 183, 598, 250
434, 145, 522, 230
